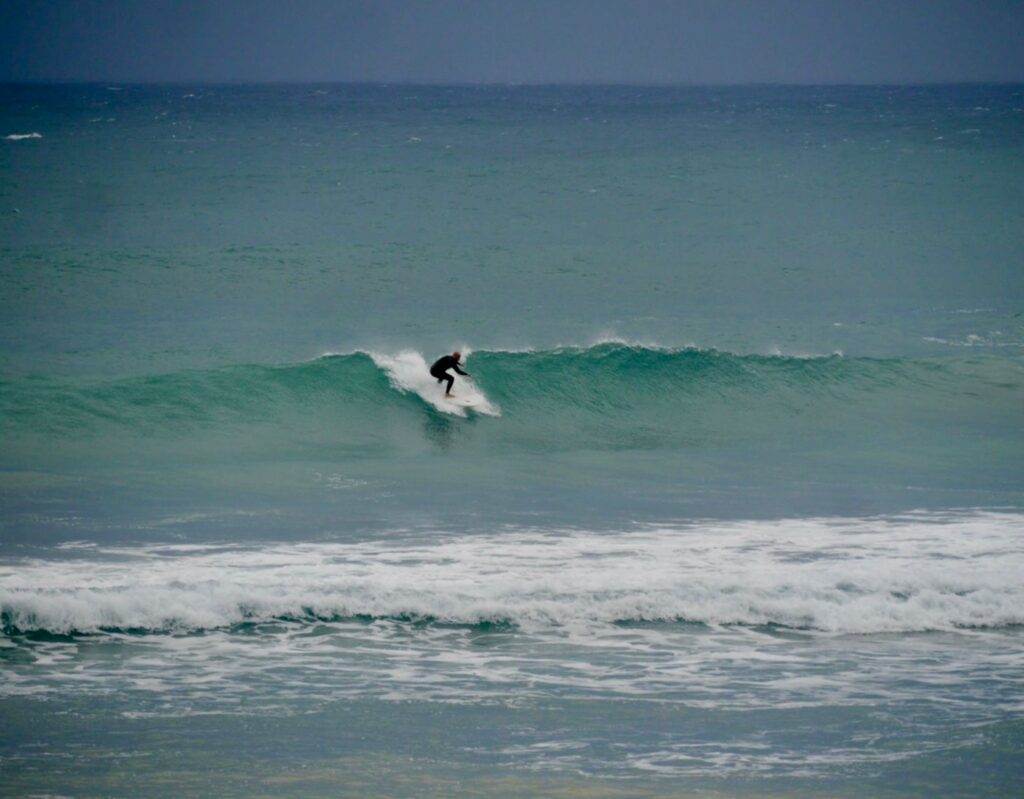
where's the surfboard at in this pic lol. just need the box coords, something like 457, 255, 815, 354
443, 395, 478, 408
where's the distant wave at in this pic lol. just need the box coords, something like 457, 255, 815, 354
923, 335, 1024, 349
2, 511, 1022, 636
4, 132, 42, 141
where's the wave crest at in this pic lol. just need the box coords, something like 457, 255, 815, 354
2, 344, 1020, 452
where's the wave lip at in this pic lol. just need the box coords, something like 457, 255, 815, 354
3, 511, 1022, 636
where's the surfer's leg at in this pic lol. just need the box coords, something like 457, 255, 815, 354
442, 374, 454, 396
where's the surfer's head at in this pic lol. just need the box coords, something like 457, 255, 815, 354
452, 351, 462, 360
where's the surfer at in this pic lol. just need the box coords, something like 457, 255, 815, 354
429, 351, 470, 397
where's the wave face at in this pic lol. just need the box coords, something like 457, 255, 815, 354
3, 511, 1022, 636
3, 344, 1021, 457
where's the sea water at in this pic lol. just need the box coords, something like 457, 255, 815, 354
1, 84, 1023, 797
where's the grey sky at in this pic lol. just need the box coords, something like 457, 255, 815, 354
1, 0, 1022, 84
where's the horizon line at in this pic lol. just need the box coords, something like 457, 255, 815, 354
2, 78, 1024, 89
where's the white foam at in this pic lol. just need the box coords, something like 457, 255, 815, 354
587, 332, 670, 350
4, 133, 42, 141
314, 472, 369, 490
2, 510, 1021, 636
764, 344, 842, 359
368, 349, 499, 417
4, 515, 1023, 738
923, 334, 1024, 349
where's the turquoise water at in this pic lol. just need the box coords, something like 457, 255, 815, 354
1, 84, 1023, 797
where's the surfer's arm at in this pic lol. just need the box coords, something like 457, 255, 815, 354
453, 364, 469, 376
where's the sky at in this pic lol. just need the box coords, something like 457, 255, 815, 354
0, 0, 1022, 85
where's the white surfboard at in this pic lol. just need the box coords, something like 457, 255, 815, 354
442, 394, 479, 409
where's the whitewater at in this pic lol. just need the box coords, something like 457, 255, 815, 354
4, 512, 1023, 786
4, 511, 1023, 636
369, 349, 500, 416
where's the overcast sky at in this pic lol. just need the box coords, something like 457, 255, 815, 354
1, 0, 1022, 85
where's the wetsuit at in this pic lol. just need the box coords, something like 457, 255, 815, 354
429, 355, 468, 395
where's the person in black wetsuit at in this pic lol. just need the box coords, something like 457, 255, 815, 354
429, 351, 470, 397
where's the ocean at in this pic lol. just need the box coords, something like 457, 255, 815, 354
1, 83, 1022, 797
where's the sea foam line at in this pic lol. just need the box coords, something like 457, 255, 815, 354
2, 510, 1022, 636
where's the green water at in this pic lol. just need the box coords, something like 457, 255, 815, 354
1, 83, 1023, 797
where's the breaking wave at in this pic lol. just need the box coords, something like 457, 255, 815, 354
3, 511, 1022, 636
3, 344, 1020, 455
